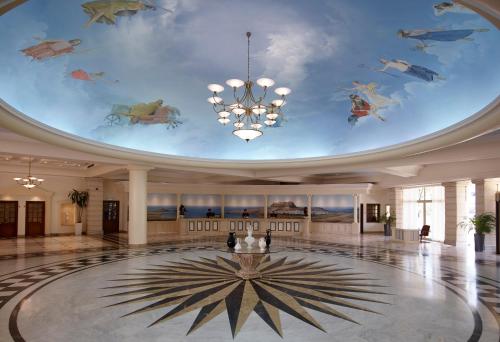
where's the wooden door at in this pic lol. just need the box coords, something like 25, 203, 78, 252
103, 200, 120, 234
360, 203, 364, 234
0, 201, 18, 238
26, 201, 45, 237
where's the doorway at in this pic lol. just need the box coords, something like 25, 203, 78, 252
25, 201, 45, 237
360, 203, 364, 234
0, 201, 18, 238
103, 200, 120, 234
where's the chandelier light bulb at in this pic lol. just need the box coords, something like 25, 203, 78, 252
252, 105, 266, 115
226, 79, 245, 88
208, 83, 224, 93
265, 119, 277, 126
251, 123, 263, 129
266, 113, 279, 120
256, 78, 275, 88
233, 128, 263, 142
13, 177, 21, 181
272, 99, 285, 107
207, 96, 223, 104
274, 87, 291, 96
218, 111, 231, 118
232, 107, 246, 115
218, 118, 230, 125
234, 122, 244, 128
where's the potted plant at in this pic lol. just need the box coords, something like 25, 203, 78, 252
68, 189, 89, 235
380, 212, 396, 236
459, 212, 496, 252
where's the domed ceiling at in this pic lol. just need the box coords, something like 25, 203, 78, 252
1, 0, 499, 160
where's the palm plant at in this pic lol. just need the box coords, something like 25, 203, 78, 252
459, 212, 496, 235
68, 189, 89, 223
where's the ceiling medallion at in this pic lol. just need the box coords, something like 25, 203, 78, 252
13, 157, 44, 189
105, 255, 388, 337
207, 32, 291, 142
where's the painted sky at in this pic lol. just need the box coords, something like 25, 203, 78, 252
1, 0, 499, 160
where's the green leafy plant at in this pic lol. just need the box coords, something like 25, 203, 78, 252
68, 189, 89, 223
458, 212, 496, 235
380, 212, 396, 225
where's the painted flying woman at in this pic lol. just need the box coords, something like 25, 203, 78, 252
379, 59, 444, 82
398, 28, 488, 42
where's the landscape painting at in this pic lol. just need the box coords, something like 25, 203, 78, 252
268, 195, 307, 219
147, 193, 177, 221
312, 195, 354, 223
181, 194, 221, 219
224, 195, 265, 219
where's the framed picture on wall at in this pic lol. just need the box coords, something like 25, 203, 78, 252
253, 221, 259, 231
204, 221, 210, 231
286, 222, 292, 231
213, 221, 219, 231
197, 221, 203, 231
278, 222, 284, 231
237, 221, 244, 231
270, 222, 276, 231
230, 221, 236, 231
293, 222, 300, 232
188, 221, 195, 231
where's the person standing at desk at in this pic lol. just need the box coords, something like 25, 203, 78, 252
242, 208, 250, 219
206, 208, 215, 218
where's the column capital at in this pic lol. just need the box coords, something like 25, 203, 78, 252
127, 164, 154, 172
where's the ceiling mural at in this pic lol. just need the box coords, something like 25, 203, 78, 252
0, 0, 499, 160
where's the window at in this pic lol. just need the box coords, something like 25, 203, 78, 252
403, 186, 444, 241
366, 204, 380, 223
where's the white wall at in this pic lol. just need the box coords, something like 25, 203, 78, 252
0, 172, 86, 235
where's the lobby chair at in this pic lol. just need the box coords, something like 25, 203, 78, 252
419, 225, 430, 242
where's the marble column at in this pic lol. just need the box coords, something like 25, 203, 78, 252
472, 179, 498, 247
443, 181, 468, 246
264, 195, 268, 219
352, 194, 360, 234
388, 187, 403, 239
128, 166, 151, 245
85, 178, 104, 235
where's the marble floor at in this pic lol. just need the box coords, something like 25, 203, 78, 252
0, 234, 499, 341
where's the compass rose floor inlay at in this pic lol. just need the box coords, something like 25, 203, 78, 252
0, 236, 499, 341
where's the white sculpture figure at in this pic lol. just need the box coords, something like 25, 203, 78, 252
245, 225, 255, 248
235, 238, 242, 250
258, 237, 266, 250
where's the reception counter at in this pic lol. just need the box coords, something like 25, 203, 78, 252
146, 218, 361, 237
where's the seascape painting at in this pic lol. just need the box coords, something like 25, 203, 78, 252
268, 195, 308, 219
147, 193, 177, 221
312, 195, 354, 223
224, 195, 265, 219
181, 194, 221, 219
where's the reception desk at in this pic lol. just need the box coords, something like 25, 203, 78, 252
394, 228, 420, 241
181, 218, 306, 236
146, 218, 360, 237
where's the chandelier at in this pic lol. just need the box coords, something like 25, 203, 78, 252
13, 158, 44, 189
207, 32, 291, 141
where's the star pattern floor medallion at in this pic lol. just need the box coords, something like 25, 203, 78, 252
103, 255, 389, 337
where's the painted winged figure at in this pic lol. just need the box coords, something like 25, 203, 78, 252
433, 2, 475, 16
21, 38, 81, 60
379, 59, 444, 82
348, 94, 385, 126
70, 69, 118, 83
81, 0, 172, 27
398, 28, 488, 42
350, 81, 398, 109
105, 99, 182, 129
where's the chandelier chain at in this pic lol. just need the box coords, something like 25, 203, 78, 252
246, 32, 251, 81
